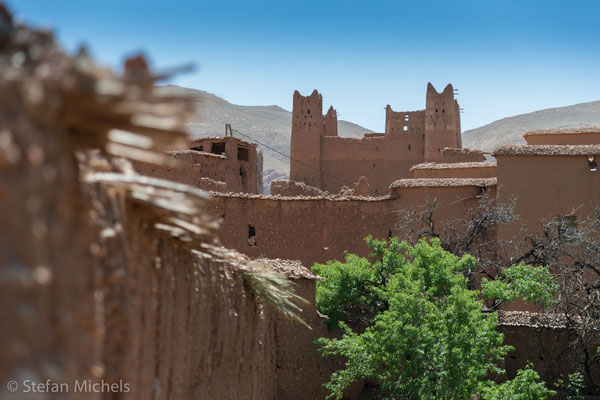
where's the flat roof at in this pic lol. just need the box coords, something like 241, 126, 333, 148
496, 311, 566, 329
523, 126, 600, 136
189, 136, 256, 147
260, 258, 318, 280
493, 144, 600, 156
389, 177, 496, 189
167, 149, 226, 159
410, 161, 496, 171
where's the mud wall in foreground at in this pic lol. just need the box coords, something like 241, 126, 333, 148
96, 199, 278, 399
0, 16, 342, 399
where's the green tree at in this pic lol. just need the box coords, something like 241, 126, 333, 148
313, 237, 556, 400
478, 364, 556, 400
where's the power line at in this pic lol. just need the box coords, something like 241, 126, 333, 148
231, 128, 355, 186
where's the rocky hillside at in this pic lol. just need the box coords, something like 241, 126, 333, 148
463, 100, 600, 152
159, 85, 372, 191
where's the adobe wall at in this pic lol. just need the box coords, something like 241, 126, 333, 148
205, 182, 492, 267
189, 137, 258, 194
440, 147, 487, 163
134, 137, 259, 194
494, 145, 600, 243
133, 136, 260, 193
97, 203, 278, 399
0, 19, 355, 400
264, 259, 363, 400
385, 107, 426, 135
411, 162, 497, 179
290, 84, 471, 195
289, 90, 324, 189
319, 134, 425, 195
134, 151, 230, 192
0, 63, 100, 397
524, 127, 600, 145
497, 312, 600, 387
271, 180, 326, 196
424, 83, 462, 160
95, 193, 361, 400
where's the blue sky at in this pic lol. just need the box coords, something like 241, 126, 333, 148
11, 0, 600, 132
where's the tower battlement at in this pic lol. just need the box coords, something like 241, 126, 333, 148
290, 83, 481, 194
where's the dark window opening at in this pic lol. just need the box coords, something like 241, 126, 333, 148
442, 109, 445, 113
307, 109, 310, 114
237, 146, 249, 161
191, 145, 203, 152
388, 230, 393, 240
588, 155, 597, 171
248, 224, 256, 246
211, 142, 226, 155
408, 144, 411, 150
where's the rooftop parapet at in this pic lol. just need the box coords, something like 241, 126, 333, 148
259, 258, 318, 280
493, 144, 600, 156
389, 177, 496, 190
496, 311, 567, 329
410, 161, 496, 171
523, 126, 600, 136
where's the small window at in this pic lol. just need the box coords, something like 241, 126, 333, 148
404, 115, 409, 121
588, 155, 597, 171
248, 224, 256, 246
408, 144, 411, 150
237, 146, 249, 161
211, 142, 226, 155
442, 109, 445, 113
307, 109, 310, 114
403, 126, 408, 132
190, 145, 203, 152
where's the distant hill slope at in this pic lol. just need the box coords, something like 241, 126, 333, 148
462, 100, 600, 152
159, 85, 372, 191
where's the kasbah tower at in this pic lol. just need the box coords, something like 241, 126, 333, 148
290, 83, 481, 195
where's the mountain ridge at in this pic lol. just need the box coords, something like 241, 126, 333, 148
462, 100, 600, 151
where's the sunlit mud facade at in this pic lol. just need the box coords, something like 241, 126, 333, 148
289, 84, 485, 195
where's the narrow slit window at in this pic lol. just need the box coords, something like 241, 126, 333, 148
248, 224, 256, 246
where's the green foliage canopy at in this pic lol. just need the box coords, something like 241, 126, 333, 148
312, 237, 556, 400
